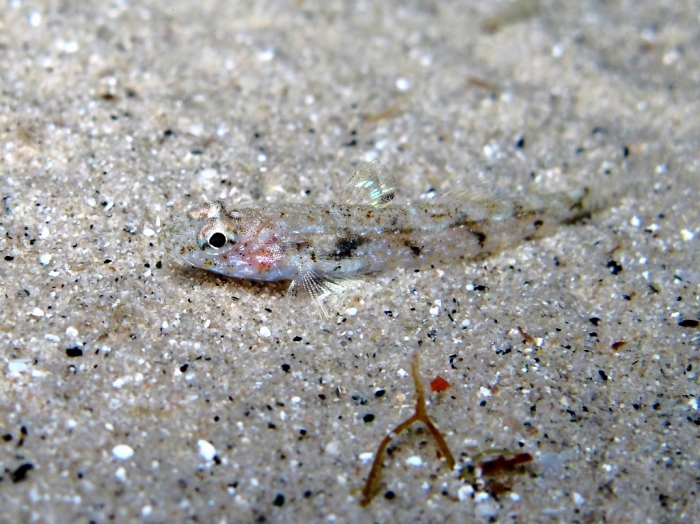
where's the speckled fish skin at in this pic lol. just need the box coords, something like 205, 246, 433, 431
161, 162, 611, 290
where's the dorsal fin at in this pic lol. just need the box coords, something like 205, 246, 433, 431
341, 160, 395, 207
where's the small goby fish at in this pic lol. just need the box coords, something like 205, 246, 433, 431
161, 160, 617, 317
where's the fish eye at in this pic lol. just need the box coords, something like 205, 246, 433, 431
197, 218, 237, 254
208, 232, 227, 248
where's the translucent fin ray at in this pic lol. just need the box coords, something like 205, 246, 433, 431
341, 160, 395, 208
287, 269, 363, 319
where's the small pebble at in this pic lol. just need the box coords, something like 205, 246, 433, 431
30, 307, 44, 317
259, 326, 271, 338
197, 439, 217, 461
475, 501, 499, 518
112, 444, 134, 460
258, 49, 275, 61
39, 254, 52, 265
188, 124, 204, 136
8, 360, 29, 373
405, 456, 422, 467
396, 77, 411, 91
458, 484, 474, 501
474, 491, 490, 503
680, 229, 695, 241
28, 11, 41, 27
359, 452, 373, 463
324, 441, 340, 456
478, 387, 492, 398
63, 40, 79, 53
363, 150, 378, 162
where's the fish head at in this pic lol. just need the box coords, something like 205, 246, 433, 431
161, 200, 287, 281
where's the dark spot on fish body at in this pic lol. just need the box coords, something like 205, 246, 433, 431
403, 239, 422, 257
333, 236, 366, 260
533, 219, 543, 229
472, 231, 487, 247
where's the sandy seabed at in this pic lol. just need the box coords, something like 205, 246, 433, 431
1, 1, 699, 522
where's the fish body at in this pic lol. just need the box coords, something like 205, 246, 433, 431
162, 160, 612, 315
